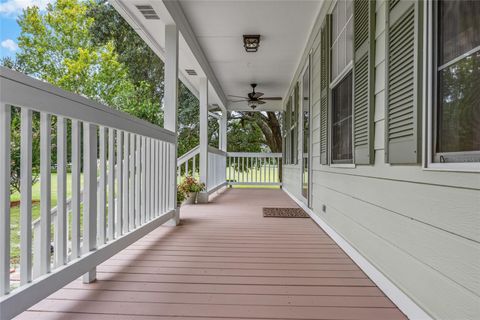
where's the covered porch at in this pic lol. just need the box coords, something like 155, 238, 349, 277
3, 0, 474, 318
14, 188, 406, 320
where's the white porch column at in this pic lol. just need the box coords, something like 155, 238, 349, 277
198, 77, 209, 203
220, 112, 227, 152
164, 25, 180, 224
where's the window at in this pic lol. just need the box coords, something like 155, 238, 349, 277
331, 0, 353, 82
330, 1, 354, 164
433, 0, 480, 164
332, 72, 353, 163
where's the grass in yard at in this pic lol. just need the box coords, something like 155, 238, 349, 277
9, 173, 81, 266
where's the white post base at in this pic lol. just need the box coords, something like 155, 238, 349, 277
82, 268, 96, 283
165, 207, 180, 226
197, 192, 209, 204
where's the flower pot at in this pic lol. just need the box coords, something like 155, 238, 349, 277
183, 192, 197, 204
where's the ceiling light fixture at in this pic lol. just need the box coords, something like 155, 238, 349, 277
243, 35, 260, 52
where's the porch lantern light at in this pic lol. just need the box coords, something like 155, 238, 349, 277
243, 35, 260, 52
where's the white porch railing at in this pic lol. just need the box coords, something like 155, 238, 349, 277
227, 152, 282, 186
207, 146, 227, 192
0, 67, 177, 320
177, 146, 199, 181
176, 146, 227, 193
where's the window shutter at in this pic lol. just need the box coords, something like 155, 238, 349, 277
285, 101, 291, 164
294, 83, 299, 164
320, 15, 331, 165
385, 0, 422, 164
282, 111, 287, 162
353, 0, 375, 165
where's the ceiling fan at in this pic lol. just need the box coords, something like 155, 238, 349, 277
228, 84, 281, 110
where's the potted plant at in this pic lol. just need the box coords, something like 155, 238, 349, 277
178, 176, 206, 204
177, 187, 186, 207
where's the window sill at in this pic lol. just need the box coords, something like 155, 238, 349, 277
424, 162, 480, 173
329, 163, 356, 169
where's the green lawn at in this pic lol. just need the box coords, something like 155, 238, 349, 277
9, 173, 81, 265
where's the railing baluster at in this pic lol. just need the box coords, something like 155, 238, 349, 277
98, 126, 107, 245
156, 141, 160, 216
82, 123, 97, 283
122, 132, 129, 234
40, 113, 51, 276
264, 157, 267, 183
266, 157, 272, 182
116, 131, 123, 237
162, 142, 167, 212
71, 120, 81, 259
141, 137, 146, 224
242, 157, 245, 183
135, 135, 141, 227
129, 133, 135, 231
193, 154, 196, 178
156, 140, 163, 215
166, 143, 171, 210
150, 139, 155, 215
56, 117, 67, 266
108, 128, 115, 240
153, 141, 158, 216
235, 157, 238, 183
0, 103, 11, 294
145, 138, 151, 221
20, 109, 32, 284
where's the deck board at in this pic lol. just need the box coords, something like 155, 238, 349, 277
15, 188, 407, 320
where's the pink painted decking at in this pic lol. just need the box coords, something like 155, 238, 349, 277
15, 188, 407, 320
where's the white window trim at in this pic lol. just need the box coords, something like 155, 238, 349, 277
423, 0, 480, 172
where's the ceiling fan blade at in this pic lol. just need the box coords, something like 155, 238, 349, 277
230, 99, 249, 102
228, 95, 248, 99
256, 100, 266, 104
260, 97, 282, 100
252, 92, 264, 98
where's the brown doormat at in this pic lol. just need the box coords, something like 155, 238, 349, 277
263, 207, 310, 218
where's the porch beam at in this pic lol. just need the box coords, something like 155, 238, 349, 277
198, 77, 209, 203
164, 24, 180, 223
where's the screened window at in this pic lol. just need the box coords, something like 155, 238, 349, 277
332, 72, 353, 163
330, 1, 354, 165
435, 0, 480, 163
331, 0, 353, 82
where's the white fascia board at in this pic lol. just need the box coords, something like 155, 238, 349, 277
162, 0, 228, 111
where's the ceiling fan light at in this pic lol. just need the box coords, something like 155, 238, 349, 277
243, 35, 260, 52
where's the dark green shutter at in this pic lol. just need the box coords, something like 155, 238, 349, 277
294, 83, 299, 165
320, 15, 331, 165
285, 100, 291, 164
282, 111, 287, 161
353, 0, 375, 164
385, 0, 422, 164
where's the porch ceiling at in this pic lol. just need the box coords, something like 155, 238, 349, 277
179, 0, 322, 112
111, 0, 322, 113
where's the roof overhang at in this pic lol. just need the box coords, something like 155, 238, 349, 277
111, 0, 323, 113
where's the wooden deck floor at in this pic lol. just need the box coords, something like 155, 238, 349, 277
15, 188, 407, 320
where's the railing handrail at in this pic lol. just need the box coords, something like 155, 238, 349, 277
177, 146, 200, 166
0, 67, 176, 143
228, 152, 282, 157
208, 146, 227, 157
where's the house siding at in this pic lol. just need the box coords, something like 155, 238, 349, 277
282, 1, 480, 319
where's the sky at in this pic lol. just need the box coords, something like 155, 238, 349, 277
0, 0, 53, 59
